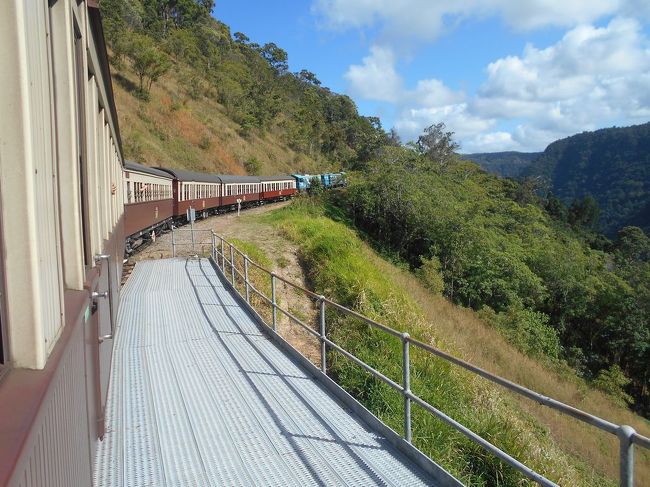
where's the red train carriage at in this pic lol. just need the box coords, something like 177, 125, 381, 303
123, 160, 174, 244
260, 175, 298, 202
157, 168, 223, 221
218, 175, 262, 208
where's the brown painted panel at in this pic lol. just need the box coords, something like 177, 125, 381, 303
221, 193, 260, 206
261, 189, 297, 200
176, 196, 222, 217
124, 199, 174, 237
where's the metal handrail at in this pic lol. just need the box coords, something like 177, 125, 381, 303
208, 232, 649, 487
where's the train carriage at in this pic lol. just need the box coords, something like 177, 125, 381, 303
123, 160, 174, 246
157, 168, 223, 221
260, 175, 298, 202
218, 174, 262, 208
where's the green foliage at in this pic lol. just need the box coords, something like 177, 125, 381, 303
593, 365, 634, 407
480, 306, 561, 359
417, 255, 445, 295
244, 157, 261, 175
123, 32, 171, 96
307, 176, 323, 196
340, 133, 650, 416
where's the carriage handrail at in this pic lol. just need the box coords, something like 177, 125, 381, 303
208, 232, 648, 487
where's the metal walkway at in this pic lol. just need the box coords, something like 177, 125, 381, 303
94, 258, 457, 486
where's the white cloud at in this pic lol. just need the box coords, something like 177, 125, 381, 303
473, 17, 650, 145
343, 16, 650, 152
344, 45, 402, 102
313, 0, 640, 43
463, 131, 519, 153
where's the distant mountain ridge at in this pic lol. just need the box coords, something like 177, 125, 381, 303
461, 151, 541, 178
522, 122, 650, 236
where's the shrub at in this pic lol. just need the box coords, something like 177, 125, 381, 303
198, 134, 211, 150
417, 255, 445, 294
593, 365, 634, 407
244, 157, 261, 175
481, 305, 561, 360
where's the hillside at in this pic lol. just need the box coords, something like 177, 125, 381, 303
461, 151, 540, 178
340, 143, 650, 418
521, 122, 650, 235
102, 0, 388, 175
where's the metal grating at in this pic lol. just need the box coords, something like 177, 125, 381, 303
94, 258, 450, 486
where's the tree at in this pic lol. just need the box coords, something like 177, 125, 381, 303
125, 33, 171, 97
568, 195, 600, 230
615, 226, 650, 263
260, 42, 288, 74
545, 192, 567, 222
233, 32, 250, 44
297, 70, 321, 86
416, 122, 459, 170
387, 127, 401, 147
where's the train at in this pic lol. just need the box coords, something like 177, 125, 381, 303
0, 3, 344, 485
123, 161, 346, 252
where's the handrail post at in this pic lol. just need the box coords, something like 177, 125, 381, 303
230, 243, 235, 285
618, 425, 635, 487
271, 273, 277, 332
402, 332, 412, 443
171, 225, 176, 258
220, 237, 225, 270
244, 255, 250, 304
211, 231, 216, 260
319, 296, 326, 374
191, 218, 195, 252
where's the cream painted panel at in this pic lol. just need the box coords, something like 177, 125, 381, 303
86, 79, 101, 258
49, 0, 85, 290
38, 1, 65, 354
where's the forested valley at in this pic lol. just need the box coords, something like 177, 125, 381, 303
103, 1, 649, 418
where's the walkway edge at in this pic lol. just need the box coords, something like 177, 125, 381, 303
207, 257, 463, 487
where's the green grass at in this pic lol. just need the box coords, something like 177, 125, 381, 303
261, 198, 612, 487
228, 238, 277, 321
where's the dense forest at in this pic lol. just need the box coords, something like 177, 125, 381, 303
521, 123, 650, 236
101, 0, 389, 174
339, 129, 650, 416
462, 151, 540, 178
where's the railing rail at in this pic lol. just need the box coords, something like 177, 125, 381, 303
204, 231, 648, 487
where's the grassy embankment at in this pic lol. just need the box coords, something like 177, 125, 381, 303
238, 198, 650, 487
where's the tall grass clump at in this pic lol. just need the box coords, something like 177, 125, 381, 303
262, 199, 612, 486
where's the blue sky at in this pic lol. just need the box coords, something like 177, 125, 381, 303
213, 1, 650, 153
